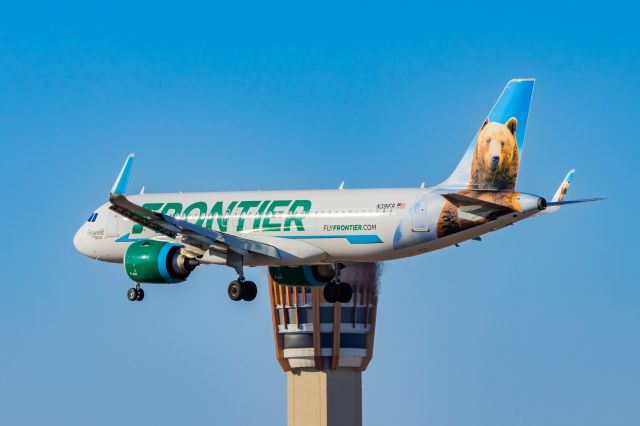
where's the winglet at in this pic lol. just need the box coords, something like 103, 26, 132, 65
545, 168, 575, 213
110, 154, 135, 195
552, 169, 575, 202
539, 169, 605, 215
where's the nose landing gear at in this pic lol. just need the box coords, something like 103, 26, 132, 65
127, 284, 145, 302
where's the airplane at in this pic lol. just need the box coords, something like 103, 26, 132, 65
73, 79, 603, 303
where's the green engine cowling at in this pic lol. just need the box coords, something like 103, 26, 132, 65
124, 240, 198, 284
268, 265, 335, 287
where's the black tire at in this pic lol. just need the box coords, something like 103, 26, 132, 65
136, 288, 145, 301
338, 282, 352, 303
228, 280, 243, 301
323, 283, 339, 303
242, 281, 257, 301
127, 288, 138, 301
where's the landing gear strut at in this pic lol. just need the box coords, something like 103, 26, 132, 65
323, 263, 352, 303
127, 283, 145, 302
228, 280, 257, 302
226, 252, 257, 302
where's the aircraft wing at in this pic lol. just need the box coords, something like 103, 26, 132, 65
109, 193, 281, 258
107, 154, 281, 259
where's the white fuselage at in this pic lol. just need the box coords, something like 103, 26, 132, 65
73, 187, 543, 267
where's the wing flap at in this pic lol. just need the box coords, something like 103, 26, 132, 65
161, 213, 281, 258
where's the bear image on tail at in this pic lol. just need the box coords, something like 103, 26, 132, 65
436, 117, 521, 238
470, 117, 519, 191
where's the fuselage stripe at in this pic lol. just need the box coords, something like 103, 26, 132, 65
279, 235, 383, 244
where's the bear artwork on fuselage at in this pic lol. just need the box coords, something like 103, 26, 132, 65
436, 117, 522, 238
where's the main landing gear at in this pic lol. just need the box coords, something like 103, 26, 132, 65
127, 284, 145, 302
323, 263, 352, 304
226, 252, 257, 302
323, 282, 352, 303
228, 279, 257, 302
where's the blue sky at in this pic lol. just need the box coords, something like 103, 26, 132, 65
1, 2, 638, 425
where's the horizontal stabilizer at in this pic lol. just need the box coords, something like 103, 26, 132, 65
442, 192, 517, 222
546, 198, 606, 207
442, 192, 518, 213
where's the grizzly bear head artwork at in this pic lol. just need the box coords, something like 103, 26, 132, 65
470, 117, 519, 191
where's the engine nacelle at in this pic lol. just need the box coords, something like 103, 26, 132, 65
268, 265, 335, 287
124, 240, 198, 284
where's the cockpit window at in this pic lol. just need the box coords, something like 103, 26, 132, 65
87, 213, 98, 222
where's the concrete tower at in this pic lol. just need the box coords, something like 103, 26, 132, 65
268, 263, 379, 426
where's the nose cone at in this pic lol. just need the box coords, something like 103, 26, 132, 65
73, 225, 90, 257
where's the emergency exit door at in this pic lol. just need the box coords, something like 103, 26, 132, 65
411, 197, 430, 231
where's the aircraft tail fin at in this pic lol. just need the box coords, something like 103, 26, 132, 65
439, 79, 535, 191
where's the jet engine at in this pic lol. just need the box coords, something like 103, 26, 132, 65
124, 240, 198, 284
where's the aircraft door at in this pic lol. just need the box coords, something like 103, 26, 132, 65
411, 196, 430, 232
106, 212, 120, 237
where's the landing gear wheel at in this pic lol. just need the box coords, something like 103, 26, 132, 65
127, 288, 139, 302
242, 281, 257, 301
323, 283, 340, 303
228, 280, 243, 301
338, 282, 353, 303
136, 288, 145, 301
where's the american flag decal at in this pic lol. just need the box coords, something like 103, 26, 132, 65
396, 203, 406, 209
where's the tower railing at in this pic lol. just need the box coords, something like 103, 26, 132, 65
268, 263, 379, 372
